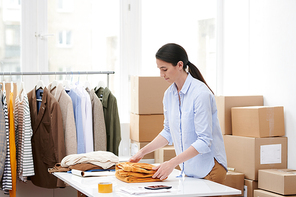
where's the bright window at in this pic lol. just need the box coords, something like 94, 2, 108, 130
0, 0, 21, 81
141, 0, 218, 93
58, 30, 72, 47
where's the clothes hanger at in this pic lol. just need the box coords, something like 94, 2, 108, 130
63, 71, 73, 91
0, 73, 3, 91
51, 72, 59, 90
19, 73, 25, 99
2, 72, 5, 92
35, 73, 45, 90
97, 80, 106, 89
84, 72, 91, 89
10, 72, 13, 93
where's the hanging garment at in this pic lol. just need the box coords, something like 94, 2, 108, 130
9, 92, 16, 197
28, 87, 66, 188
14, 89, 35, 182
94, 87, 121, 156
73, 85, 93, 153
0, 90, 6, 178
86, 88, 106, 151
66, 89, 85, 154
0, 91, 12, 194
48, 83, 77, 155
4, 83, 17, 110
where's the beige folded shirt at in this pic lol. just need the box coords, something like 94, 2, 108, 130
61, 151, 119, 169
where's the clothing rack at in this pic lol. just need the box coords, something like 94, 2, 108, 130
0, 71, 115, 88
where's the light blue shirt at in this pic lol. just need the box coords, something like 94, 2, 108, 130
67, 89, 85, 154
160, 73, 227, 178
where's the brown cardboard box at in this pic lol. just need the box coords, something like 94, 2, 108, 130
231, 106, 285, 138
154, 146, 180, 170
258, 169, 296, 195
130, 76, 170, 114
130, 113, 164, 141
223, 135, 287, 180
154, 146, 175, 163
215, 95, 263, 135
130, 140, 154, 159
222, 171, 244, 197
254, 189, 296, 197
245, 179, 258, 197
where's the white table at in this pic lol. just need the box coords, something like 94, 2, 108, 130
54, 169, 241, 197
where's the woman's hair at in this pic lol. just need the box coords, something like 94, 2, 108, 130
156, 43, 214, 94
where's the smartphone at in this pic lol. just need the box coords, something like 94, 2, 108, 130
144, 185, 172, 190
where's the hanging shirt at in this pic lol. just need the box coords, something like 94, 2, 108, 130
48, 83, 77, 155
36, 89, 43, 113
94, 87, 121, 156
1, 91, 12, 194
9, 92, 16, 197
67, 89, 85, 154
159, 73, 227, 179
73, 85, 93, 153
14, 90, 35, 181
0, 90, 6, 178
86, 88, 106, 151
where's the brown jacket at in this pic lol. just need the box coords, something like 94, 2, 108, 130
28, 87, 66, 188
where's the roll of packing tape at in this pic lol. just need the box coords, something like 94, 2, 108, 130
98, 182, 112, 193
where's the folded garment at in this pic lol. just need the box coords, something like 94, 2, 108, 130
115, 170, 162, 183
117, 162, 156, 173
48, 163, 115, 173
116, 169, 154, 178
115, 162, 165, 183
61, 151, 119, 169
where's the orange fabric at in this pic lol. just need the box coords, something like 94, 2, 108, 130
116, 169, 154, 178
115, 162, 166, 183
117, 162, 155, 173
9, 92, 16, 197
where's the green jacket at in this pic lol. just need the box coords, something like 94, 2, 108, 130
95, 87, 121, 155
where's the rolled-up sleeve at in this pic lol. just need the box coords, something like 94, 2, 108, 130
191, 91, 213, 154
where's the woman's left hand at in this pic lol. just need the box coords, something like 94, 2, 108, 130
152, 160, 176, 180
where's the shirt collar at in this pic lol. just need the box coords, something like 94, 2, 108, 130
173, 73, 193, 95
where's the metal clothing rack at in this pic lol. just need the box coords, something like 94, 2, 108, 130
0, 71, 115, 88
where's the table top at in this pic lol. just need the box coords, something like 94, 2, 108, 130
54, 169, 241, 197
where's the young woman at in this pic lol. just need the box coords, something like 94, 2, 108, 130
129, 43, 227, 184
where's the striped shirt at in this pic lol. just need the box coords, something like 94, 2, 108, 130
14, 93, 35, 181
1, 91, 12, 193
0, 90, 6, 178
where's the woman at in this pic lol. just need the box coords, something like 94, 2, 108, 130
129, 43, 227, 184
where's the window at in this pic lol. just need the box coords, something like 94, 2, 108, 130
0, 0, 21, 81
57, 0, 73, 12
58, 30, 72, 47
47, 0, 120, 92
140, 0, 218, 93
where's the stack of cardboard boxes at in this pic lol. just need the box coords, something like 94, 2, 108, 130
216, 95, 289, 197
130, 76, 171, 160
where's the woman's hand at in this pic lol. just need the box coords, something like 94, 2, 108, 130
128, 150, 145, 163
152, 160, 176, 180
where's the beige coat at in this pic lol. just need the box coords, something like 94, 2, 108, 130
86, 88, 106, 151
48, 83, 77, 155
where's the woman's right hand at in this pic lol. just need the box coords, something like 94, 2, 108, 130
128, 150, 145, 163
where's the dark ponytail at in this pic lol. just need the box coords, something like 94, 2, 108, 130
156, 43, 214, 94
187, 61, 214, 94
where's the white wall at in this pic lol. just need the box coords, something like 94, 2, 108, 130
222, 0, 296, 169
